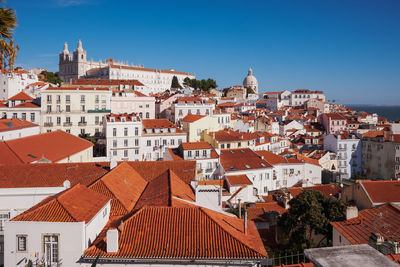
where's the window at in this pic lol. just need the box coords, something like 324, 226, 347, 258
81, 105, 85, 112
56, 117, 61, 125
171, 139, 175, 146
195, 150, 200, 157
66, 129, 70, 133
66, 95, 70, 103
80, 129, 85, 134
66, 117, 71, 124
264, 186, 268, 193
124, 127, 128, 136
113, 140, 117, 147
44, 235, 59, 265
21, 113, 26, 120
203, 150, 207, 157
227, 143, 231, 148
124, 150, 128, 157
47, 95, 52, 103
147, 140, 151, 146
290, 169, 294, 175
113, 128, 117, 136
163, 139, 167, 145
197, 129, 201, 136
113, 150, 117, 156
178, 139, 182, 145
17, 235, 27, 252
124, 139, 128, 147
80, 95, 85, 103
80, 116, 85, 123
135, 149, 139, 155
221, 144, 225, 149
95, 116, 99, 125
135, 127, 139, 136
146, 112, 149, 119
135, 139, 139, 146
30, 113, 35, 122
66, 105, 70, 112
47, 105, 51, 113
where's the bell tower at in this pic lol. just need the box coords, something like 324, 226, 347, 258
59, 42, 73, 82
73, 40, 87, 78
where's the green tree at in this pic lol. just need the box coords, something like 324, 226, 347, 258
0, 1, 18, 69
40, 71, 63, 86
171, 75, 182, 89
183, 77, 191, 87
278, 190, 345, 249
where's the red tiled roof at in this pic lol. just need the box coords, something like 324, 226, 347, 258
142, 119, 179, 129
1, 131, 93, 164
181, 141, 212, 150
8, 91, 34, 101
181, 114, 206, 122
9, 101, 40, 108
254, 202, 287, 215
274, 263, 314, 267
89, 162, 148, 217
287, 184, 341, 199
324, 113, 347, 120
331, 203, 400, 245
255, 150, 302, 165
387, 254, 400, 265
134, 169, 195, 210
12, 184, 110, 222
0, 119, 38, 132
0, 162, 109, 188
126, 160, 196, 184
226, 174, 252, 186
220, 148, 272, 171
362, 130, 384, 138
108, 64, 193, 76
46, 87, 110, 91
360, 180, 400, 203
83, 206, 267, 260
212, 129, 258, 142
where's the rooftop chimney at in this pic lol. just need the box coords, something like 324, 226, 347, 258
106, 228, 119, 253
346, 206, 358, 220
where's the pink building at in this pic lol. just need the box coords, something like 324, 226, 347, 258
111, 91, 155, 119
319, 113, 348, 134
155, 93, 184, 118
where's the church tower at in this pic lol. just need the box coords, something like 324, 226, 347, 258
243, 68, 259, 94
59, 42, 73, 82
73, 40, 87, 78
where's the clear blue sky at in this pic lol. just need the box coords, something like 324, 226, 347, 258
9, 0, 400, 104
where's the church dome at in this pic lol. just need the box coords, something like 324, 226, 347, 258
243, 68, 258, 93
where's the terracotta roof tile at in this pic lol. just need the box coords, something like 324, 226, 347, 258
0, 119, 38, 132
8, 91, 34, 101
226, 174, 252, 186
83, 206, 267, 260
331, 203, 400, 245
1, 131, 93, 164
360, 180, 400, 203
220, 148, 272, 171
0, 162, 109, 188
12, 184, 110, 222
181, 114, 206, 122
181, 141, 213, 150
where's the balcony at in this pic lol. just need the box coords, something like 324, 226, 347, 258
44, 122, 53, 127
78, 122, 87, 126
87, 109, 111, 113
63, 122, 72, 127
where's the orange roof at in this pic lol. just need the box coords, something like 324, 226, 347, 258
108, 64, 193, 76
181, 141, 212, 150
220, 148, 272, 171
181, 114, 206, 122
0, 119, 38, 132
142, 119, 180, 130
274, 263, 313, 267
226, 174, 252, 186
331, 203, 400, 245
89, 162, 148, 216
0, 131, 93, 164
126, 160, 196, 184
0, 162, 109, 188
362, 130, 384, 138
387, 254, 400, 265
12, 184, 110, 223
287, 184, 341, 199
212, 129, 258, 142
8, 91, 34, 101
9, 101, 40, 108
359, 180, 400, 203
255, 150, 302, 165
83, 206, 267, 260
46, 87, 110, 91
134, 169, 195, 210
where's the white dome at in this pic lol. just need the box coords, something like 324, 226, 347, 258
243, 68, 258, 93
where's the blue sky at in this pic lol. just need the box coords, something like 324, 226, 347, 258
9, 0, 400, 104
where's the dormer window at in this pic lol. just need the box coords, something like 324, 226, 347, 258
245, 165, 250, 169
170, 128, 176, 133
146, 129, 153, 134
111, 118, 115, 122
155, 128, 161, 134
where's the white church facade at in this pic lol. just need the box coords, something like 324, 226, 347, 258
59, 41, 195, 94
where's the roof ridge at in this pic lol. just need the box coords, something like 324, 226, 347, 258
199, 207, 266, 258
90, 179, 129, 214
54, 197, 78, 222
3, 140, 24, 164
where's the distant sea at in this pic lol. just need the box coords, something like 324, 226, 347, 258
347, 105, 400, 122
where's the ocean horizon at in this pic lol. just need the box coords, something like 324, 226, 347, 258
346, 104, 400, 122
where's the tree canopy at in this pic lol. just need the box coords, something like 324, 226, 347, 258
278, 190, 346, 249
0, 2, 18, 69
183, 77, 217, 91
170, 75, 182, 89
40, 71, 63, 86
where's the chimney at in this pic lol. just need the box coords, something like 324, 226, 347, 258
106, 228, 119, 253
346, 206, 358, 220
244, 209, 248, 234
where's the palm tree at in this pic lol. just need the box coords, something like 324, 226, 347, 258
0, 3, 18, 70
